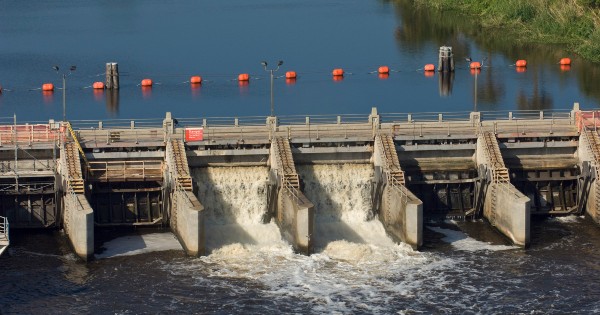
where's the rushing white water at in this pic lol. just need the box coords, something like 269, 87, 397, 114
428, 226, 517, 252
182, 164, 440, 313
298, 163, 393, 249
193, 166, 290, 252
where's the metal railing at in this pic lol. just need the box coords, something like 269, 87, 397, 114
88, 160, 163, 181
0, 109, 580, 148
0, 216, 8, 240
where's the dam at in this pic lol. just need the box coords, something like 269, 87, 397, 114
0, 103, 597, 260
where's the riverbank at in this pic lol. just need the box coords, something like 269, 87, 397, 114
411, 0, 600, 63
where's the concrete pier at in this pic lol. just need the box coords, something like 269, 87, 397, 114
269, 137, 314, 254
577, 129, 600, 223
373, 133, 423, 249
59, 141, 94, 260
477, 132, 530, 247
166, 140, 205, 256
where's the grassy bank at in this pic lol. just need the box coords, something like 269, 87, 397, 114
411, 0, 600, 63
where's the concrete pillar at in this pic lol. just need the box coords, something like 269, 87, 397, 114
276, 188, 314, 254
476, 134, 530, 247
577, 132, 600, 223
63, 193, 94, 261
483, 183, 530, 247
372, 134, 423, 249
171, 190, 205, 256
379, 184, 423, 249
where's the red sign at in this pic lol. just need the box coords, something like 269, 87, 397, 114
185, 128, 204, 141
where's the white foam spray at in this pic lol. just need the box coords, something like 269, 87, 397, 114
174, 164, 441, 314
193, 166, 291, 252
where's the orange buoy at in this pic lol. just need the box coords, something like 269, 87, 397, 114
285, 71, 297, 79
470, 62, 481, 69
516, 60, 527, 67
560, 58, 572, 65
42, 83, 54, 91
92, 82, 105, 89
378, 66, 390, 74
332, 68, 344, 76
190, 76, 202, 84
141, 79, 153, 87
238, 73, 250, 81
378, 73, 389, 80
424, 64, 435, 72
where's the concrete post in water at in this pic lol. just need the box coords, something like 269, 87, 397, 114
105, 62, 119, 90
105, 63, 113, 90
438, 46, 455, 72
111, 62, 119, 90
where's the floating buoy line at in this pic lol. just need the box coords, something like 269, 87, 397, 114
0, 57, 574, 95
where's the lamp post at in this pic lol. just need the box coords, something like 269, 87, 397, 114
261, 60, 283, 117
465, 57, 478, 112
53, 65, 76, 122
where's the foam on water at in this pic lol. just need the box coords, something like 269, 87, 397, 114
428, 226, 517, 252
95, 233, 182, 259
550, 215, 584, 224
180, 164, 455, 313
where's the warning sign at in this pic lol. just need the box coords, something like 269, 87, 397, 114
185, 128, 204, 141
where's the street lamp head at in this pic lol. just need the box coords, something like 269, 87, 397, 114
261, 61, 268, 68
52, 65, 59, 72
277, 60, 283, 66
70, 65, 77, 72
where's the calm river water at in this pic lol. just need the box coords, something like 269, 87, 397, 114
1, 1, 600, 314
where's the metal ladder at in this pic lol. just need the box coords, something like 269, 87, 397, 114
65, 122, 92, 175
275, 137, 299, 189
65, 142, 84, 194
379, 133, 405, 185
171, 140, 193, 191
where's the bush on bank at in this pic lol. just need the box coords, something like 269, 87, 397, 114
412, 0, 600, 63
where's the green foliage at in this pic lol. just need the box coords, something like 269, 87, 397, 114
411, 0, 600, 62
580, 0, 600, 8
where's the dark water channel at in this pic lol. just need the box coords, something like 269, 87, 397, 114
1, 1, 600, 314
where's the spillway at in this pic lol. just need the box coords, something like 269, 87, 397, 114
192, 166, 288, 252
298, 163, 398, 252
